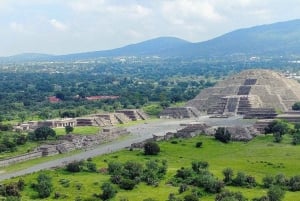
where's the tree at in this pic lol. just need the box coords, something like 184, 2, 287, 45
215, 190, 247, 201
66, 160, 84, 172
17, 112, 26, 123
31, 126, 56, 141
144, 142, 160, 155
100, 182, 117, 200
292, 102, 300, 110
292, 132, 300, 145
35, 173, 53, 198
267, 185, 285, 201
184, 194, 199, 201
223, 168, 234, 184
215, 127, 231, 143
265, 120, 289, 143
65, 125, 74, 134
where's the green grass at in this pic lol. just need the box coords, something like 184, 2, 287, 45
5, 135, 300, 200
54, 126, 101, 136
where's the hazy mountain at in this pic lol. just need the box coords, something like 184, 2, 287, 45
2, 19, 300, 62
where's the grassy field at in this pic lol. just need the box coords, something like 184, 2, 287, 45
4, 134, 300, 201
54, 126, 101, 136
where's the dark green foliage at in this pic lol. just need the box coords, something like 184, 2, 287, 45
232, 171, 256, 188
222, 168, 234, 184
265, 120, 289, 143
178, 184, 188, 193
263, 175, 275, 188
65, 125, 74, 134
14, 134, 27, 145
119, 179, 136, 190
191, 161, 208, 173
274, 174, 288, 188
215, 127, 231, 143
288, 175, 300, 191
0, 183, 20, 197
195, 141, 203, 148
267, 185, 285, 201
273, 132, 283, 143
35, 173, 53, 198
292, 132, 300, 145
215, 190, 247, 201
292, 102, 300, 110
86, 162, 97, 172
29, 126, 56, 141
123, 161, 143, 181
5, 197, 21, 201
107, 160, 167, 190
100, 182, 117, 200
66, 160, 85, 172
144, 141, 160, 155
0, 137, 17, 153
184, 194, 199, 201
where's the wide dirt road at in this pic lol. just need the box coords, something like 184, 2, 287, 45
0, 119, 189, 181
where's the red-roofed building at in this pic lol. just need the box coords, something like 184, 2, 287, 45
48, 96, 61, 103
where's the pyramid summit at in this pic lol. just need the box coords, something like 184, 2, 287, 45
186, 69, 300, 116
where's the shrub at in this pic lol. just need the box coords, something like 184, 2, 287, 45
119, 179, 136, 190
66, 160, 84, 172
267, 185, 285, 201
144, 142, 160, 155
35, 173, 53, 198
184, 194, 199, 201
222, 168, 234, 184
215, 190, 247, 201
215, 127, 231, 143
292, 102, 300, 110
263, 175, 274, 188
100, 182, 117, 200
195, 142, 203, 148
292, 132, 300, 145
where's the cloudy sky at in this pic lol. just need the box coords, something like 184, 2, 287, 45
1, 0, 300, 56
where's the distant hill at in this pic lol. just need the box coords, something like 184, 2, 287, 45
3, 19, 300, 61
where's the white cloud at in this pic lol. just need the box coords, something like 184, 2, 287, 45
49, 19, 68, 31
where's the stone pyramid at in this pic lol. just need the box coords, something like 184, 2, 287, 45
186, 69, 300, 115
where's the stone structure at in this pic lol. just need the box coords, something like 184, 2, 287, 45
116, 109, 148, 121
159, 107, 200, 119
186, 70, 300, 117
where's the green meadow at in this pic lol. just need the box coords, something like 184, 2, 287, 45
4, 134, 300, 201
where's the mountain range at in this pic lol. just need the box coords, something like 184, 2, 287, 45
2, 19, 300, 62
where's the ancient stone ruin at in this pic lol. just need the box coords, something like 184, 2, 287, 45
186, 69, 300, 117
159, 107, 200, 119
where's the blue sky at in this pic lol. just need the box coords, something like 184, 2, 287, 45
1, 0, 300, 56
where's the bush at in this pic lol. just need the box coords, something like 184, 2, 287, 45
101, 182, 117, 200
215, 127, 231, 143
119, 179, 136, 190
222, 168, 234, 184
66, 160, 84, 172
292, 102, 300, 110
184, 194, 199, 201
144, 142, 160, 155
292, 132, 300, 145
195, 142, 203, 148
263, 175, 274, 188
35, 173, 53, 198
267, 185, 285, 201
215, 190, 247, 201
